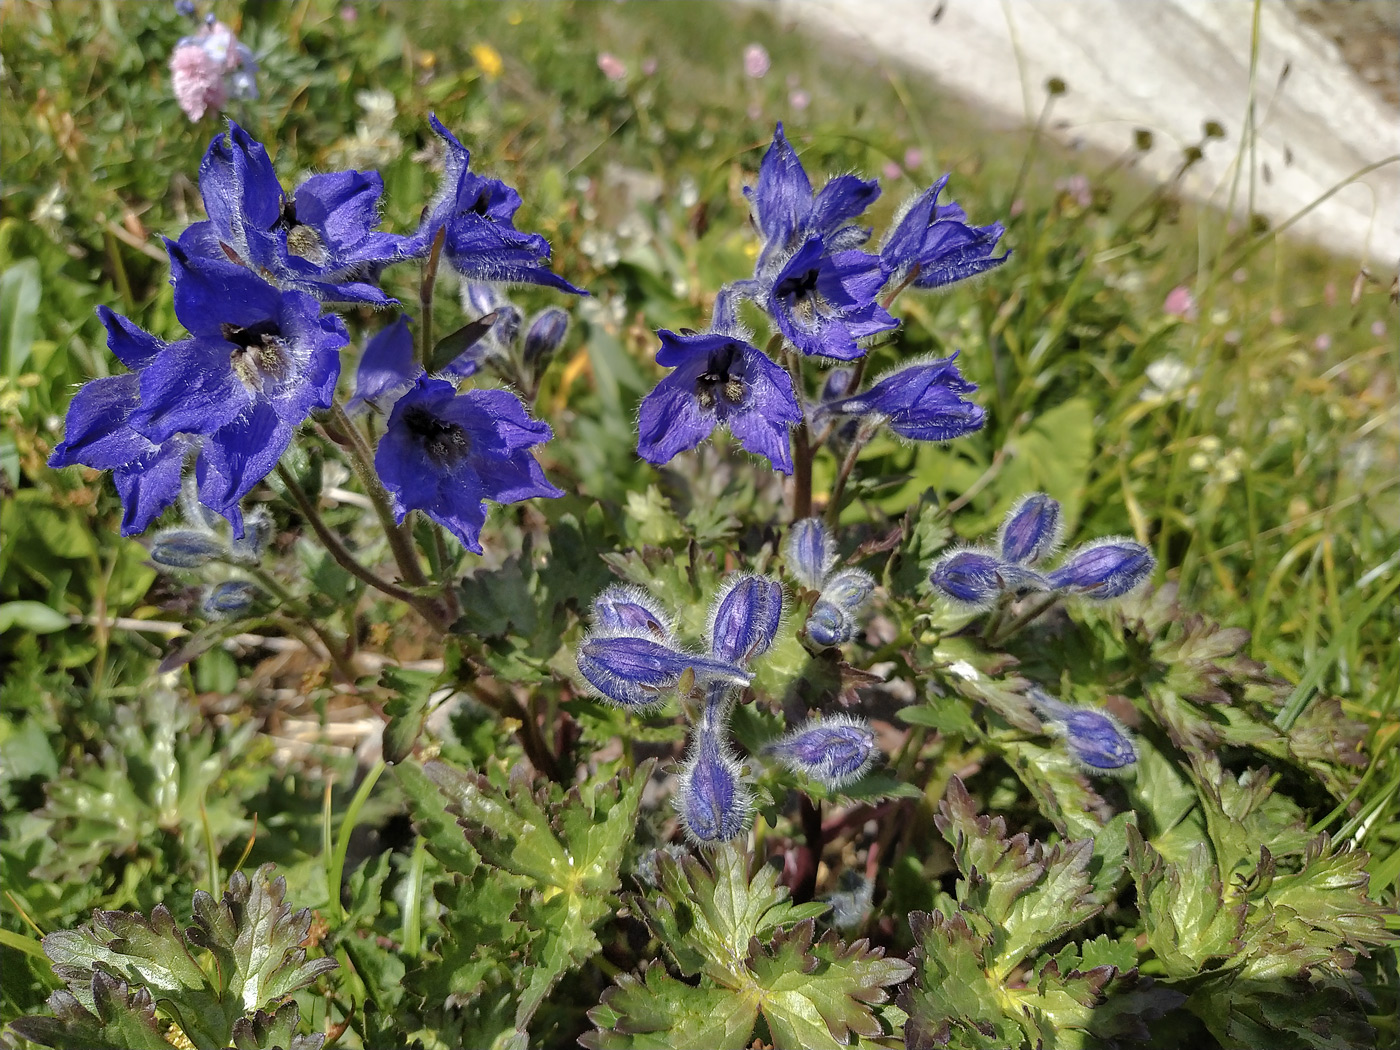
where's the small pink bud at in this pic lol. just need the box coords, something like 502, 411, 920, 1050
743, 43, 770, 79
170, 43, 225, 121
597, 52, 627, 82
1163, 285, 1196, 319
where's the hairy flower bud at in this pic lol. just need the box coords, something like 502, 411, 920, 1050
590, 584, 674, 642
804, 598, 854, 647
819, 354, 985, 443
766, 715, 877, 787
676, 728, 752, 844
522, 307, 569, 369
707, 573, 783, 665
1029, 689, 1137, 773
998, 492, 1062, 566
785, 517, 834, 591
150, 528, 226, 569
577, 635, 750, 708
229, 507, 273, 561
1048, 539, 1154, 599
820, 568, 875, 614
929, 548, 1046, 609
202, 580, 258, 618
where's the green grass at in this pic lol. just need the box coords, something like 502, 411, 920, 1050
1, 1, 1396, 1045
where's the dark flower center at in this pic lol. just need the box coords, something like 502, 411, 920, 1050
272, 195, 329, 264
773, 266, 831, 330
403, 406, 471, 466
462, 188, 494, 220
222, 319, 290, 390
695, 342, 747, 410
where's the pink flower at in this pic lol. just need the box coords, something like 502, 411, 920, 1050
1055, 173, 1091, 208
170, 44, 225, 121
641, 56, 658, 76
789, 88, 810, 111
1371, 320, 1388, 338
882, 161, 902, 181
1163, 285, 1196, 320
743, 43, 770, 79
1313, 333, 1332, 352
903, 147, 924, 170
597, 52, 627, 82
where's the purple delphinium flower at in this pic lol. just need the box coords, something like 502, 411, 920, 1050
764, 236, 897, 361
1047, 539, 1155, 599
880, 174, 1009, 290
374, 377, 561, 553
399, 115, 586, 294
819, 353, 985, 441
804, 597, 853, 647
1029, 689, 1137, 773
347, 314, 417, 413
636, 291, 802, 472
746, 123, 880, 273
120, 243, 346, 533
590, 584, 675, 644
998, 492, 1063, 566
179, 122, 401, 305
929, 548, 1047, 609
707, 573, 784, 665
576, 634, 751, 708
676, 726, 752, 844
785, 516, 834, 591
766, 715, 878, 788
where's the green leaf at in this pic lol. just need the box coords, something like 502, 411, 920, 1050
426, 311, 500, 374
900, 910, 1020, 1050
1127, 825, 1245, 978
8, 973, 170, 1050
0, 600, 69, 634
581, 963, 757, 1050
0, 257, 41, 378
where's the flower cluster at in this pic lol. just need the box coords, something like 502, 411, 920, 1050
929, 491, 1155, 610
637, 124, 1005, 475
577, 573, 880, 844
169, 9, 259, 122
50, 116, 578, 559
784, 516, 875, 646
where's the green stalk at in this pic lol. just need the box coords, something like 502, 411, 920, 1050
329, 760, 387, 923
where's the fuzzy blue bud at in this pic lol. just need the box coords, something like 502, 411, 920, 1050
804, 598, 854, 647
998, 492, 1062, 566
150, 528, 226, 569
929, 548, 1047, 609
577, 635, 750, 708
522, 307, 569, 369
228, 507, 273, 562
819, 354, 985, 443
1047, 539, 1154, 599
820, 367, 856, 403
785, 517, 835, 591
708, 573, 783, 665
676, 728, 752, 844
766, 716, 878, 787
202, 581, 258, 618
590, 584, 674, 642
1029, 690, 1137, 773
820, 568, 875, 614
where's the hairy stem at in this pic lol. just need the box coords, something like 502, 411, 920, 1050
246, 566, 357, 682
990, 592, 1061, 645
823, 425, 875, 528
419, 225, 446, 366
782, 345, 813, 520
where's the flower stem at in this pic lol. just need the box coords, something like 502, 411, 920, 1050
246, 565, 358, 682
823, 425, 875, 528
418, 226, 446, 366
989, 592, 1061, 645
327, 402, 431, 593
782, 345, 813, 520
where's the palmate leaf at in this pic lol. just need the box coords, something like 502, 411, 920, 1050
589, 848, 910, 1050
409, 758, 653, 1042
7, 973, 169, 1050
11, 867, 331, 1050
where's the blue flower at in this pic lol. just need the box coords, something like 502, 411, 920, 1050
1029, 690, 1137, 773
180, 122, 403, 305
375, 377, 562, 553
880, 174, 1009, 290
819, 353, 985, 441
929, 548, 1047, 609
998, 492, 1063, 566
765, 715, 878, 788
676, 726, 752, 844
576, 634, 752, 708
804, 598, 853, 647
128, 242, 346, 532
746, 122, 880, 274
589, 584, 675, 643
784, 517, 835, 591
707, 574, 784, 665
400, 115, 586, 294
637, 293, 802, 473
347, 314, 417, 413
1048, 539, 1155, 599
764, 237, 897, 360
48, 307, 201, 536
